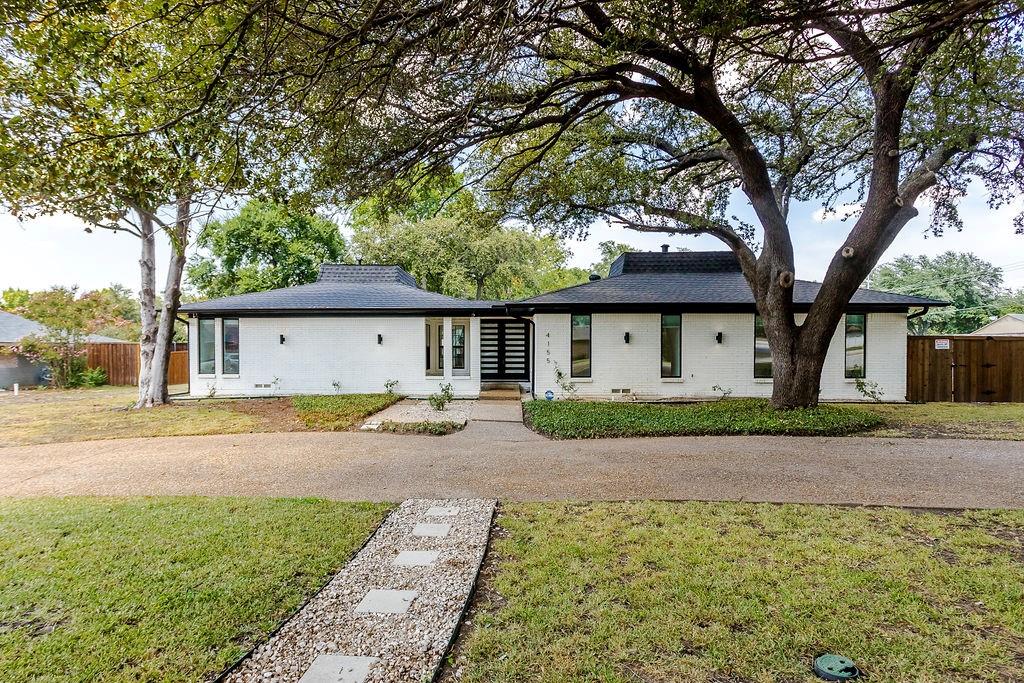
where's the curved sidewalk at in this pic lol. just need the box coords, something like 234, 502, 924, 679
1, 420, 1021, 508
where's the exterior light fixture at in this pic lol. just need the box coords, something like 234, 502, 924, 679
623, 332, 630, 343
377, 334, 383, 345
279, 334, 286, 345
715, 332, 724, 344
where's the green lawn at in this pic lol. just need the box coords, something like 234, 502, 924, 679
451, 502, 1024, 683
0, 497, 390, 682
524, 398, 884, 439
292, 393, 402, 430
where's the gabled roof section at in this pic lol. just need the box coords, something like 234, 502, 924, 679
609, 250, 741, 276
317, 263, 419, 287
518, 250, 948, 312
180, 263, 498, 315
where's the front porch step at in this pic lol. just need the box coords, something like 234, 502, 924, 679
479, 383, 523, 401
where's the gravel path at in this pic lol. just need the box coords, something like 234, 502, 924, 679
224, 499, 495, 683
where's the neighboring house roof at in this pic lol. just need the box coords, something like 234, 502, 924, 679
179, 264, 500, 316
970, 313, 1024, 336
515, 251, 947, 312
0, 310, 128, 344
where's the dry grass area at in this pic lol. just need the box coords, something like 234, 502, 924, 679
0, 387, 398, 447
855, 402, 1024, 440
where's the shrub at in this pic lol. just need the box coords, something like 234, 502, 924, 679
524, 398, 884, 439
78, 367, 108, 388
428, 383, 455, 411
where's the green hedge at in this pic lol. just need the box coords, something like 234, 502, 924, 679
524, 398, 884, 439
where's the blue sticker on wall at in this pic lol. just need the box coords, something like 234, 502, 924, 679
544, 390, 554, 400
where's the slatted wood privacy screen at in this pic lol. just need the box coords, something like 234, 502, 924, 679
85, 343, 189, 387
907, 336, 1024, 403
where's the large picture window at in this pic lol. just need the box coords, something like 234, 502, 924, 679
845, 313, 866, 378
753, 315, 772, 379
570, 314, 591, 378
198, 318, 215, 375
661, 314, 681, 378
222, 318, 239, 374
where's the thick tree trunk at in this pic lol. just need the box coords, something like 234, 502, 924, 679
143, 194, 191, 406
135, 209, 158, 409
768, 333, 829, 409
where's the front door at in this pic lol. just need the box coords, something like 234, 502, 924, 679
480, 319, 530, 381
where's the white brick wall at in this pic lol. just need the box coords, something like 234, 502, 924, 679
188, 315, 481, 398
533, 311, 908, 401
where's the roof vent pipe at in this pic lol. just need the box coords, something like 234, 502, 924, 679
589, 273, 602, 281
661, 244, 670, 253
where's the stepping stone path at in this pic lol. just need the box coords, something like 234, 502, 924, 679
224, 499, 495, 683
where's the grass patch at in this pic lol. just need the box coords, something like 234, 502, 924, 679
855, 402, 1024, 440
524, 398, 883, 439
291, 393, 401, 431
450, 502, 1024, 683
377, 420, 464, 436
0, 387, 274, 447
0, 497, 390, 682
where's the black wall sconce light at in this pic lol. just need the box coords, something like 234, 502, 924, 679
279, 334, 286, 345
377, 334, 383, 345
715, 332, 724, 344
623, 331, 631, 344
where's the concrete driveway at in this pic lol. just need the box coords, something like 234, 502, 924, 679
1, 415, 1021, 508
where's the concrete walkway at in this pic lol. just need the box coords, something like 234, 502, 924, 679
1, 418, 1021, 508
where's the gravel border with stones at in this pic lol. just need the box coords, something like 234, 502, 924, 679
224, 499, 495, 683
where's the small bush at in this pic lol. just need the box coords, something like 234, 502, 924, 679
427, 383, 455, 411
292, 393, 401, 431
524, 398, 884, 439
78, 367, 108, 388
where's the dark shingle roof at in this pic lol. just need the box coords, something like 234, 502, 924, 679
519, 251, 946, 311
609, 250, 742, 276
180, 264, 498, 315
0, 310, 129, 344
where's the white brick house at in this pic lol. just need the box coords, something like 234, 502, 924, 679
180, 251, 944, 401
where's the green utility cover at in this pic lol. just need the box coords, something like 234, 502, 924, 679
813, 654, 860, 681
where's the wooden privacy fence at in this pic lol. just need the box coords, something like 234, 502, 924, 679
85, 343, 189, 387
907, 335, 1024, 403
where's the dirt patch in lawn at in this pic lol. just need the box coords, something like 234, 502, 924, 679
218, 398, 304, 432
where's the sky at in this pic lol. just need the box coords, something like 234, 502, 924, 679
2, 182, 1022, 295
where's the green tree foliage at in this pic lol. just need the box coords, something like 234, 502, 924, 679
188, 201, 349, 298
0, 288, 30, 312
351, 179, 586, 299
590, 241, 637, 277
9, 287, 110, 388
868, 252, 1007, 334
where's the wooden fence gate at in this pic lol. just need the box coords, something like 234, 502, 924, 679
907, 335, 1024, 402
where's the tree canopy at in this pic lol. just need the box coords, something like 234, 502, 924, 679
188, 201, 349, 298
869, 252, 1024, 334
